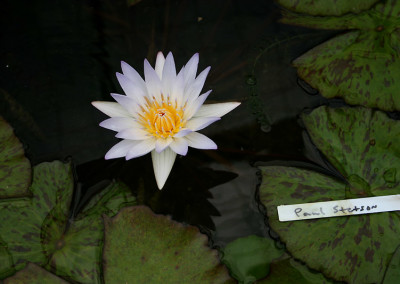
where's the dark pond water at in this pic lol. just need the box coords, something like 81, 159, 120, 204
0, 0, 338, 250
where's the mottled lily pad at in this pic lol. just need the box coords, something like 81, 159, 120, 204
221, 235, 284, 283
0, 237, 15, 278
0, 116, 31, 198
0, 161, 73, 274
45, 181, 136, 284
382, 245, 400, 284
102, 206, 233, 283
280, 0, 400, 111
276, 0, 378, 16
0, 160, 136, 283
260, 255, 334, 283
3, 263, 68, 284
258, 106, 400, 283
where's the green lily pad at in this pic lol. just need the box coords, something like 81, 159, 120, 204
0, 116, 31, 199
0, 159, 136, 283
303, 106, 400, 197
258, 106, 400, 283
280, 0, 400, 30
45, 181, 136, 284
221, 235, 284, 283
276, 0, 378, 16
260, 256, 334, 284
280, 0, 400, 111
0, 237, 15, 279
382, 245, 400, 284
102, 206, 233, 284
0, 161, 73, 274
293, 30, 400, 111
3, 263, 68, 284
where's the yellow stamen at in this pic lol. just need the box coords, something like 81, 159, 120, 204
139, 96, 186, 139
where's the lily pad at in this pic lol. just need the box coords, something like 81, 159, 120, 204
0, 161, 73, 274
0, 159, 136, 283
276, 0, 378, 16
45, 181, 136, 284
0, 116, 31, 199
280, 0, 400, 30
221, 235, 284, 283
260, 256, 334, 284
102, 206, 233, 283
258, 106, 400, 283
294, 30, 400, 111
382, 245, 400, 284
280, 0, 400, 111
3, 263, 68, 284
0, 237, 15, 278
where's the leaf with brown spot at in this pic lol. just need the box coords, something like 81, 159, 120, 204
276, 0, 378, 16
102, 206, 233, 284
258, 106, 400, 283
44, 180, 136, 284
260, 255, 334, 283
0, 116, 31, 199
0, 161, 73, 274
278, 0, 400, 111
3, 263, 68, 284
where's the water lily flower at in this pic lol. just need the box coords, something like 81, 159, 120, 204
92, 52, 240, 189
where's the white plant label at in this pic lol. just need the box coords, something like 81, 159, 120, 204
277, 194, 400, 222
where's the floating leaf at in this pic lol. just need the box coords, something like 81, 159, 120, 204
294, 30, 400, 111
302, 106, 400, 197
102, 206, 233, 283
280, 0, 400, 111
382, 245, 400, 284
221, 235, 284, 283
261, 256, 334, 283
45, 181, 136, 284
3, 263, 68, 284
0, 159, 136, 283
0, 161, 73, 273
0, 116, 31, 199
276, 0, 378, 16
0, 237, 15, 279
258, 106, 400, 283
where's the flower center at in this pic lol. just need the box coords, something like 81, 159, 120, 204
139, 95, 186, 139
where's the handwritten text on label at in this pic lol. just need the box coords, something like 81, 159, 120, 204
277, 194, 400, 222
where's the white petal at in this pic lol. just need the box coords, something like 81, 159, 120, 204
184, 132, 217, 150
111, 94, 141, 116
116, 73, 148, 106
171, 69, 185, 106
105, 140, 139, 159
126, 138, 156, 160
151, 148, 177, 189
174, 128, 192, 138
155, 137, 173, 153
185, 66, 210, 102
169, 138, 188, 156
121, 61, 147, 90
186, 117, 220, 131
99, 117, 138, 132
162, 52, 177, 97
144, 59, 162, 101
155, 52, 165, 79
92, 101, 131, 118
183, 90, 212, 120
116, 128, 150, 140
183, 53, 199, 86
194, 102, 241, 118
